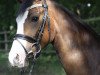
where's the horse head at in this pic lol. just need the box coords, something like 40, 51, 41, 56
8, 0, 54, 68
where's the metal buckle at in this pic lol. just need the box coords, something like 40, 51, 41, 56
42, 4, 48, 9
31, 43, 41, 59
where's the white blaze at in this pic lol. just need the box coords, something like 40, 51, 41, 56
8, 10, 29, 68
16, 10, 29, 34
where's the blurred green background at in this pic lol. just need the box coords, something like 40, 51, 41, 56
0, 0, 100, 75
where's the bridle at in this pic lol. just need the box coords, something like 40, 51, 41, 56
14, 0, 50, 75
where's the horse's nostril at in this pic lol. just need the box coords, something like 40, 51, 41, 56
16, 54, 19, 61
13, 54, 20, 66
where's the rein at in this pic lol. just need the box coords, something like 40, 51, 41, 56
14, 0, 50, 75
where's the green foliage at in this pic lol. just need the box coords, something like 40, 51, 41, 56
0, 0, 19, 31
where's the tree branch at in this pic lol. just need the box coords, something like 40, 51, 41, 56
84, 17, 100, 22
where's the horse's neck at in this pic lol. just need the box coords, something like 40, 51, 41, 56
53, 11, 100, 75
48, 1, 100, 75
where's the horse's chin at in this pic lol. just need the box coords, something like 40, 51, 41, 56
9, 60, 29, 69
18, 63, 29, 69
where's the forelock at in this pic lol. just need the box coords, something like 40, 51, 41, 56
17, 0, 33, 17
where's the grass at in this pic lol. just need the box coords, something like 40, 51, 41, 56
0, 51, 66, 75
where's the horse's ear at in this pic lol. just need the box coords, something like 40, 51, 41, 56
17, 0, 24, 3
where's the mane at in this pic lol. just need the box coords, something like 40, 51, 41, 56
53, 1, 100, 39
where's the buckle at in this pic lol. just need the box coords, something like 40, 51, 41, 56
42, 4, 48, 9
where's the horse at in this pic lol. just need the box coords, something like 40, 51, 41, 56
8, 0, 100, 75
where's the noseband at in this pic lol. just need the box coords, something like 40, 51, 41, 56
14, 0, 50, 63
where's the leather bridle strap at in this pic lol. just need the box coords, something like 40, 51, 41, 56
14, 34, 41, 59
35, 0, 50, 44
14, 37, 28, 55
14, 34, 36, 43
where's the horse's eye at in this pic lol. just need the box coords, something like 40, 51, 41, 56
31, 16, 39, 22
